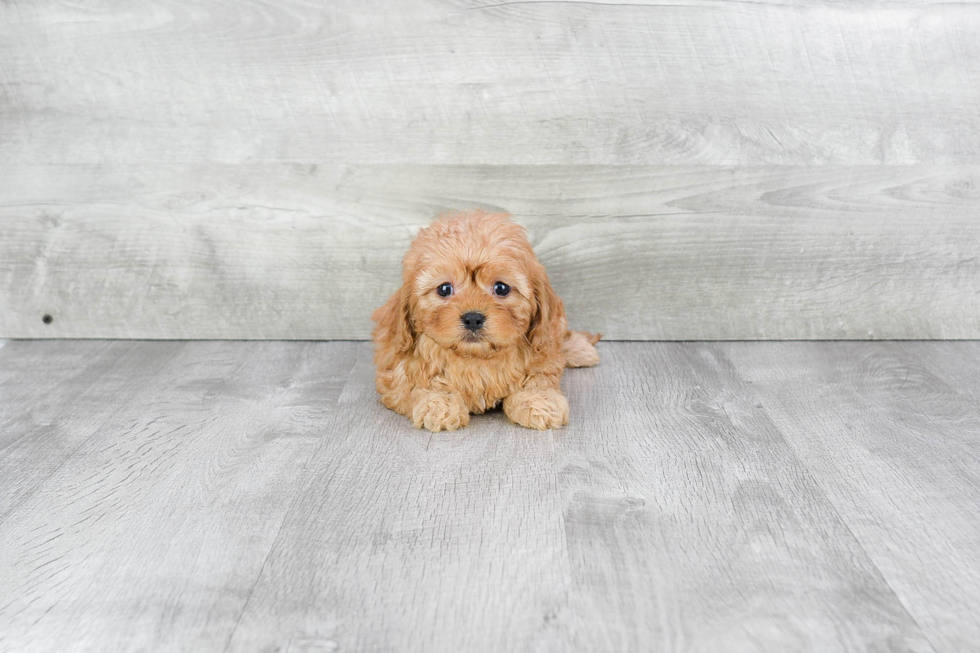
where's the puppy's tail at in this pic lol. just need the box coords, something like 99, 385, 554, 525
563, 330, 602, 368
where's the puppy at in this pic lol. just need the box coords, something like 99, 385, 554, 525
372, 210, 600, 432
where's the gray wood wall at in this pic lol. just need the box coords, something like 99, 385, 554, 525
2, 0, 979, 339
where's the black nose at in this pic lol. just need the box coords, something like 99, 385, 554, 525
461, 312, 486, 331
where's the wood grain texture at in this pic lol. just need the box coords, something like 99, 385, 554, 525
1, 341, 945, 651
225, 346, 577, 652
549, 343, 932, 652
0, 340, 358, 652
238, 342, 936, 651
723, 341, 980, 652
0, 340, 175, 521
3, 0, 980, 339
2, 163, 978, 339
2, 0, 979, 165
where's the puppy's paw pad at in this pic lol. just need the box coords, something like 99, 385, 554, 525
412, 392, 470, 432
504, 389, 570, 430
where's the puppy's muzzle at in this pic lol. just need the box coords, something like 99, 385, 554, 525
461, 312, 486, 332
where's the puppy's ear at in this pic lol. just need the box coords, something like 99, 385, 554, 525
527, 263, 566, 354
372, 284, 414, 356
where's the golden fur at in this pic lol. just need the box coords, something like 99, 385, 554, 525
372, 210, 600, 431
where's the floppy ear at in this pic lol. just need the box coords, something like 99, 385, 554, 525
371, 283, 415, 360
527, 263, 566, 354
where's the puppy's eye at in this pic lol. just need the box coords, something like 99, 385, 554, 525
437, 282, 453, 297
493, 281, 511, 297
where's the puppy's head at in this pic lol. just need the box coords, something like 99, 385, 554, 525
376, 210, 562, 359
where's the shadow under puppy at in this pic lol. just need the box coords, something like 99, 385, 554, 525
372, 210, 600, 431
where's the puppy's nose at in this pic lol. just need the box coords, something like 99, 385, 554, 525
461, 312, 486, 332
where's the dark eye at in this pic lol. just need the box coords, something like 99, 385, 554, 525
493, 281, 510, 297
437, 282, 453, 297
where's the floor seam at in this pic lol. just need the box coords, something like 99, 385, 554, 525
718, 343, 942, 653
220, 342, 364, 652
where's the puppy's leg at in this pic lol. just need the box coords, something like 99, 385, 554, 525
504, 376, 569, 430
563, 330, 601, 368
411, 389, 470, 432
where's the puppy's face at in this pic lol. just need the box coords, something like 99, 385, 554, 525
413, 257, 533, 357
405, 215, 537, 358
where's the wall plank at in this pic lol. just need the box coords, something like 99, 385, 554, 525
1, 0, 978, 165
2, 164, 977, 339
3, 1, 979, 338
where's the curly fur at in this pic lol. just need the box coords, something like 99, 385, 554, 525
372, 210, 600, 431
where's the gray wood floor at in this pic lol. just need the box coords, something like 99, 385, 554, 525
1, 340, 978, 652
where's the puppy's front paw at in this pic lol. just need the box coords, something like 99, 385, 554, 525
412, 391, 470, 432
504, 388, 570, 430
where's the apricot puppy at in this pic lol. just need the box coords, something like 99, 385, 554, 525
372, 210, 600, 431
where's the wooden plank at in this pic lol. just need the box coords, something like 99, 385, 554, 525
723, 341, 980, 652
898, 341, 980, 398
225, 343, 933, 652
2, 164, 978, 340
1, 0, 978, 165
0, 340, 359, 652
0, 340, 178, 519
224, 346, 576, 652
554, 343, 933, 652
